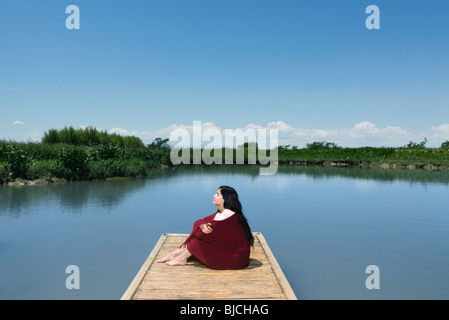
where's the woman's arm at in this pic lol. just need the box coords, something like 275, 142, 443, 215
180, 213, 216, 246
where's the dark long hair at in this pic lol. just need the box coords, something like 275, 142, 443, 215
218, 185, 254, 247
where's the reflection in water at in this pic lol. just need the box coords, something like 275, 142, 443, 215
149, 164, 449, 186
2, 164, 449, 218
0, 178, 147, 218
277, 165, 449, 186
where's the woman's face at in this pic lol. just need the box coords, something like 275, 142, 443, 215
212, 189, 224, 207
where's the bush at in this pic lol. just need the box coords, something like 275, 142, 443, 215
42, 126, 144, 148
87, 159, 147, 180
0, 162, 11, 184
306, 141, 341, 150
2, 144, 31, 178
58, 146, 89, 180
406, 137, 427, 149
26, 160, 66, 180
441, 141, 449, 149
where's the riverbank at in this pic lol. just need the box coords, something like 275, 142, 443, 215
279, 160, 449, 171
3, 175, 145, 186
277, 147, 449, 170
2, 132, 449, 186
4, 177, 68, 186
3, 161, 448, 187
0, 136, 172, 185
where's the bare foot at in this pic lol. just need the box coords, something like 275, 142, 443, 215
165, 248, 192, 266
156, 247, 185, 263
165, 258, 188, 266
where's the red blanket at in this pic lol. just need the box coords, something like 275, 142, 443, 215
181, 211, 250, 270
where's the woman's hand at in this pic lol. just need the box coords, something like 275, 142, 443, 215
199, 223, 213, 234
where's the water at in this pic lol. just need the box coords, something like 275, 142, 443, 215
1, 165, 448, 300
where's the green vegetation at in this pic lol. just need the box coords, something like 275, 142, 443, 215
305, 141, 341, 150
0, 126, 171, 184
42, 126, 144, 148
276, 138, 449, 168
441, 140, 449, 149
1, 127, 449, 185
167, 138, 449, 169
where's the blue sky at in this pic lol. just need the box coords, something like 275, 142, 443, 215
1, 0, 448, 147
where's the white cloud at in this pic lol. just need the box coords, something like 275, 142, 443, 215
245, 120, 413, 148
337, 122, 413, 147
430, 124, 449, 138
7, 122, 445, 147
106, 121, 449, 148
428, 124, 449, 147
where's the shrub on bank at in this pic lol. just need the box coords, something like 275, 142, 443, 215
305, 141, 341, 150
0, 143, 31, 179
0, 162, 10, 184
42, 126, 145, 148
87, 158, 148, 180
26, 160, 67, 180
57, 145, 90, 180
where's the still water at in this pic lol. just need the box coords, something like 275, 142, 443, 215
1, 165, 448, 300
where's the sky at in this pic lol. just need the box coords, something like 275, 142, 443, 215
1, 0, 448, 148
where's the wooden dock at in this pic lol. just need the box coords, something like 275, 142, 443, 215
121, 232, 297, 300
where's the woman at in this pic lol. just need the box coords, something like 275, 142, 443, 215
156, 186, 254, 270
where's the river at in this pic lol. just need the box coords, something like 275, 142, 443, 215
1, 165, 448, 299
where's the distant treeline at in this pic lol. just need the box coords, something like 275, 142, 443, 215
277, 143, 449, 168
180, 139, 449, 168
42, 126, 145, 148
1, 127, 449, 184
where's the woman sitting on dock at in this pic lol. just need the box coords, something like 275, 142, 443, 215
156, 185, 254, 270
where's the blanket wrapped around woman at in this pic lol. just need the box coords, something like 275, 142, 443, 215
181, 211, 250, 270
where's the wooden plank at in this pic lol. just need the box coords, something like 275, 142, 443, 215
133, 291, 286, 300
120, 233, 168, 300
121, 232, 297, 300
255, 232, 297, 300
